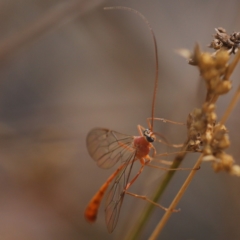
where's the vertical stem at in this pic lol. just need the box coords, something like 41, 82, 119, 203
149, 154, 203, 240
124, 143, 189, 240
224, 50, 240, 80
219, 85, 240, 126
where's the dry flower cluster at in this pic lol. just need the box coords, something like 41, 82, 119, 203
186, 38, 240, 176
209, 27, 240, 55
145, 28, 240, 240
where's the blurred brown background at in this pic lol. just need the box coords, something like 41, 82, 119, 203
0, 0, 240, 239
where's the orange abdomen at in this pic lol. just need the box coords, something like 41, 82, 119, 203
84, 182, 107, 222
84, 165, 125, 223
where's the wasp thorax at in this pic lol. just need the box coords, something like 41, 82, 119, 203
143, 129, 155, 143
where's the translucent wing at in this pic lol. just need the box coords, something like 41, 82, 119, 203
105, 151, 136, 233
87, 127, 138, 232
86, 128, 135, 169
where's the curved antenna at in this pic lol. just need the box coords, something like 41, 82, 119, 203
104, 6, 159, 132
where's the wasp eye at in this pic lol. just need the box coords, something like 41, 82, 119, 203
143, 129, 154, 142
146, 135, 154, 142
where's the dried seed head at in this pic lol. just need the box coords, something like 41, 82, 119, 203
202, 69, 218, 81
203, 154, 216, 162
202, 103, 215, 113
188, 128, 199, 140
230, 165, 240, 176
209, 39, 222, 50
193, 108, 202, 117
212, 133, 230, 150
215, 50, 230, 68
193, 121, 206, 132
185, 28, 240, 177
216, 27, 226, 34
215, 123, 227, 131
188, 44, 201, 65
199, 53, 215, 69
203, 145, 212, 155
205, 127, 214, 143
203, 151, 240, 176
217, 134, 230, 149
213, 128, 227, 140
209, 27, 240, 54
214, 81, 232, 95
209, 78, 220, 90
208, 112, 217, 122
190, 45, 231, 97
232, 31, 240, 41
212, 152, 234, 172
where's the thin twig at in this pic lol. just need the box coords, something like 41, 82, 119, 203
218, 85, 240, 126
124, 142, 189, 240
148, 154, 203, 240
148, 84, 240, 239
224, 50, 240, 80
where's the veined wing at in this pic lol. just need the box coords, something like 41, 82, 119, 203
86, 128, 135, 169
105, 151, 136, 233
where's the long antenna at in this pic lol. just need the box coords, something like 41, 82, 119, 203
104, 6, 159, 132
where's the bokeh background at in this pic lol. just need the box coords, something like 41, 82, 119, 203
0, 0, 240, 239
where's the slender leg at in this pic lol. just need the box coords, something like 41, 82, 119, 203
146, 163, 200, 171
125, 191, 180, 212
151, 151, 190, 165
147, 117, 186, 128
137, 124, 145, 136
125, 158, 145, 190
155, 135, 184, 148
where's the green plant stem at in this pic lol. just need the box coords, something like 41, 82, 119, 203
125, 143, 189, 240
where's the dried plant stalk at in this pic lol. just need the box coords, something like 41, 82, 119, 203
149, 154, 204, 240
124, 143, 189, 240
125, 31, 240, 239
149, 83, 240, 239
